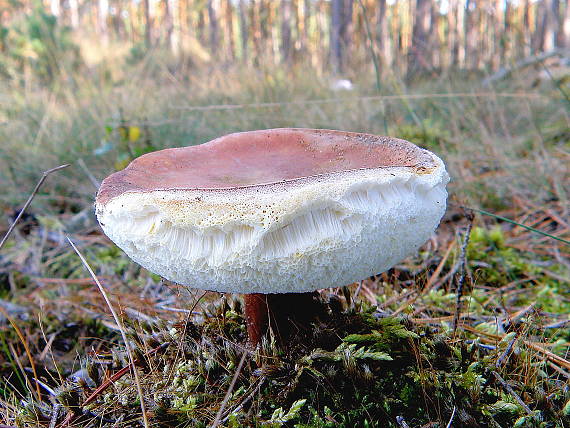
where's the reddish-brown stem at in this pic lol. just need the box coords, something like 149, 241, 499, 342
244, 294, 269, 346
243, 292, 323, 346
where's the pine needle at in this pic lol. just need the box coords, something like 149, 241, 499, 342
468, 207, 570, 245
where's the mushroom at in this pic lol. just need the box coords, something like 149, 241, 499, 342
95, 128, 448, 346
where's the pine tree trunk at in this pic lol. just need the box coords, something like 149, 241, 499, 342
447, 0, 457, 68
225, 0, 235, 60
342, 0, 353, 64
534, 3, 546, 52
502, 0, 511, 63
542, 0, 559, 50
251, 0, 261, 65
98, 0, 109, 44
281, 0, 292, 63
50, 0, 60, 17
409, 0, 432, 75
208, 0, 219, 56
465, 0, 478, 69
376, 0, 392, 69
523, 0, 532, 57
331, 0, 344, 73
170, 0, 181, 55
456, 0, 465, 68
144, 0, 152, 48
69, 0, 79, 28
164, 0, 173, 50
563, 0, 570, 47
239, 0, 248, 62
491, 0, 503, 71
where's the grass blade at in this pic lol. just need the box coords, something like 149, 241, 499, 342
468, 207, 570, 246
66, 237, 149, 428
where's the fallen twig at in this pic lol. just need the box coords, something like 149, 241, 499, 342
211, 350, 248, 428
482, 49, 566, 86
220, 376, 266, 424
77, 158, 100, 190
0, 164, 69, 251
461, 324, 570, 371
492, 371, 532, 414
453, 211, 474, 334
67, 237, 150, 428
547, 361, 570, 379
48, 403, 61, 428
496, 333, 518, 368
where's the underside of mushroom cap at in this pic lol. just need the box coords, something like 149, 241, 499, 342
96, 128, 449, 294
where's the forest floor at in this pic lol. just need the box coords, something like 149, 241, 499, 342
0, 56, 569, 427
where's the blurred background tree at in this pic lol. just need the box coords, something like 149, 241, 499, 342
1, 2, 80, 84
0, 0, 567, 83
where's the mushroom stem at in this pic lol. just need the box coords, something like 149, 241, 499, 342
244, 292, 323, 346
244, 294, 269, 346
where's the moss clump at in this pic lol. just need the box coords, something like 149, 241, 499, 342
14, 299, 569, 427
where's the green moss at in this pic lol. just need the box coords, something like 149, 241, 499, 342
11, 302, 560, 428
392, 121, 453, 153
465, 225, 547, 287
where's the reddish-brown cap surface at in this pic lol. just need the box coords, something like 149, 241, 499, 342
97, 128, 435, 206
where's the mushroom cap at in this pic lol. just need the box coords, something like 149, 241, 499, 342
96, 128, 449, 294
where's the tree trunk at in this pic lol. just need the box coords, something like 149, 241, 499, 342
331, 0, 343, 73
239, 0, 248, 62
300, 0, 310, 56
164, 0, 173, 48
456, 0, 465, 67
542, 0, 560, 50
447, 0, 457, 68
533, 3, 546, 52
225, 0, 235, 60
50, 0, 60, 17
522, 0, 532, 57
98, 0, 109, 44
430, 0, 440, 68
560, 0, 570, 49
170, 0, 180, 55
143, 0, 152, 48
258, 0, 270, 58
465, 0, 478, 68
501, 0, 511, 64
491, 0, 503, 71
69, 0, 79, 28
376, 0, 392, 69
250, 0, 261, 65
409, 0, 432, 75
342, 0, 353, 61
208, 0, 219, 56
281, 0, 292, 63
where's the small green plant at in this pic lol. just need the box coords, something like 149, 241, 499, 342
264, 399, 307, 427
95, 113, 156, 170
